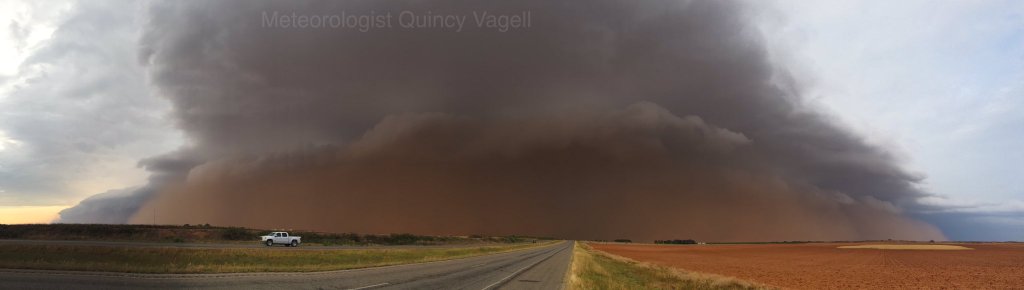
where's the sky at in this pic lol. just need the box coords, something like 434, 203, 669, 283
0, 0, 1021, 241
767, 0, 1024, 205
761, 0, 1024, 240
0, 0, 180, 222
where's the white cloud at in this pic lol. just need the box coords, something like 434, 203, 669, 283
758, 0, 1024, 203
0, 0, 72, 85
0, 0, 182, 206
0, 130, 18, 152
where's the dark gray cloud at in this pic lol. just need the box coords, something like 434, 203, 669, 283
113, 0, 943, 241
908, 197, 1024, 241
65, 0, 948, 241
916, 212, 1024, 242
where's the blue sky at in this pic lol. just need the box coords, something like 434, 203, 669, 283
0, 0, 1022, 240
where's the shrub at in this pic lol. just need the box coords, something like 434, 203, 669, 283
222, 227, 251, 240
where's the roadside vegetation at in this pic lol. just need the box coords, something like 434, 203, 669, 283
0, 241, 556, 273
569, 242, 769, 290
0, 224, 545, 245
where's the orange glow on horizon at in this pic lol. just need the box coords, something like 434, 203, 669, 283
0, 206, 66, 224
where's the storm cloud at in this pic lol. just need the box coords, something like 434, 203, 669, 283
67, 0, 944, 241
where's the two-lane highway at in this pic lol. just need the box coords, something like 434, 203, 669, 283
0, 240, 574, 290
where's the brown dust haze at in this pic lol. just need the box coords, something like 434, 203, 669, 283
62, 0, 945, 241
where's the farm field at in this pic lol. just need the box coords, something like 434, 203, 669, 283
590, 242, 1024, 289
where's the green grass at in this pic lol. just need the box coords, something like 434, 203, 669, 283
0, 241, 555, 273
569, 242, 768, 290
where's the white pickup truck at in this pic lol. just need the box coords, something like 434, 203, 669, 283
260, 231, 301, 247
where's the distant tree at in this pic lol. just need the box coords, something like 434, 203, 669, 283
613, 239, 632, 243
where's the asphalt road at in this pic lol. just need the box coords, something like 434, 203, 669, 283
0, 239, 510, 250
0, 240, 574, 290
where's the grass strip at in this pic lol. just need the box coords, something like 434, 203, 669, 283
0, 241, 555, 274
569, 242, 770, 290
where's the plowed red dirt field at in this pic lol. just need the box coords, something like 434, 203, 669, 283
590, 242, 1024, 289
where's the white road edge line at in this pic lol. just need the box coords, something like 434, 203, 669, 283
480, 243, 566, 290
481, 265, 532, 290
346, 282, 389, 290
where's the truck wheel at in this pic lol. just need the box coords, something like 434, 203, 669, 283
266, 239, 273, 246
291, 240, 298, 247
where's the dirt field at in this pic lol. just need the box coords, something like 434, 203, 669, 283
590, 242, 1024, 289
837, 244, 972, 250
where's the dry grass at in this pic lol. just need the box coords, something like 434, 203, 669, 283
569, 242, 770, 290
838, 244, 973, 250
0, 241, 555, 273
0, 224, 542, 246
